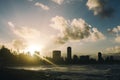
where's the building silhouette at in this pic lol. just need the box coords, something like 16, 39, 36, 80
110, 56, 114, 61
0, 45, 120, 66
73, 55, 79, 64
105, 55, 114, 64
98, 52, 104, 63
80, 55, 90, 63
53, 50, 61, 59
67, 47, 72, 60
52, 50, 64, 64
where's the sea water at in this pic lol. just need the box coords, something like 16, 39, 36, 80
11, 65, 120, 80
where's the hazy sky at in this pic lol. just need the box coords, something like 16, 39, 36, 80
0, 0, 120, 56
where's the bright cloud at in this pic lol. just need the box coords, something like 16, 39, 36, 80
86, 0, 114, 18
8, 21, 15, 28
115, 37, 120, 43
86, 0, 102, 15
108, 26, 120, 43
12, 39, 27, 51
90, 28, 105, 41
106, 46, 120, 53
8, 21, 40, 41
15, 27, 39, 40
108, 26, 120, 34
50, 16, 105, 44
8, 21, 41, 51
51, 0, 64, 5
35, 2, 50, 10
13, 27, 40, 39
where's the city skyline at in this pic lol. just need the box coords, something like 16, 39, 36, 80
0, 46, 118, 66
0, 0, 120, 56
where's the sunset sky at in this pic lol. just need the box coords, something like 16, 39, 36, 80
0, 0, 120, 56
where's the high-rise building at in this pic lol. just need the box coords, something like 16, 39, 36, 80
98, 52, 103, 62
53, 50, 61, 59
67, 47, 72, 60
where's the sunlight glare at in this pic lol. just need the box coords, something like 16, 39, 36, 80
25, 45, 42, 56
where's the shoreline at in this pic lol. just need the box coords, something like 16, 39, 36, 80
0, 68, 71, 80
0, 65, 120, 80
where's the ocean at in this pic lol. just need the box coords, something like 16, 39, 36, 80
10, 65, 120, 80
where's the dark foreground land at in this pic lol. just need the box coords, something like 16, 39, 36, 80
0, 68, 70, 80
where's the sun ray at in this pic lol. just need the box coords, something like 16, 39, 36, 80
35, 53, 57, 67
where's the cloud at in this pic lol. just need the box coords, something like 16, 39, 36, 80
28, 0, 33, 2
8, 22, 15, 28
106, 46, 120, 53
8, 21, 42, 51
90, 28, 105, 41
8, 21, 41, 41
115, 36, 120, 43
35, 2, 50, 10
86, 0, 114, 18
51, 0, 64, 5
50, 16, 105, 44
13, 27, 40, 39
108, 26, 120, 43
107, 26, 120, 34
12, 39, 27, 51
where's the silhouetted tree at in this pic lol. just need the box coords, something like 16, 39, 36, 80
0, 46, 14, 66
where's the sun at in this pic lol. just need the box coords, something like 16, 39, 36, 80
25, 44, 42, 56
